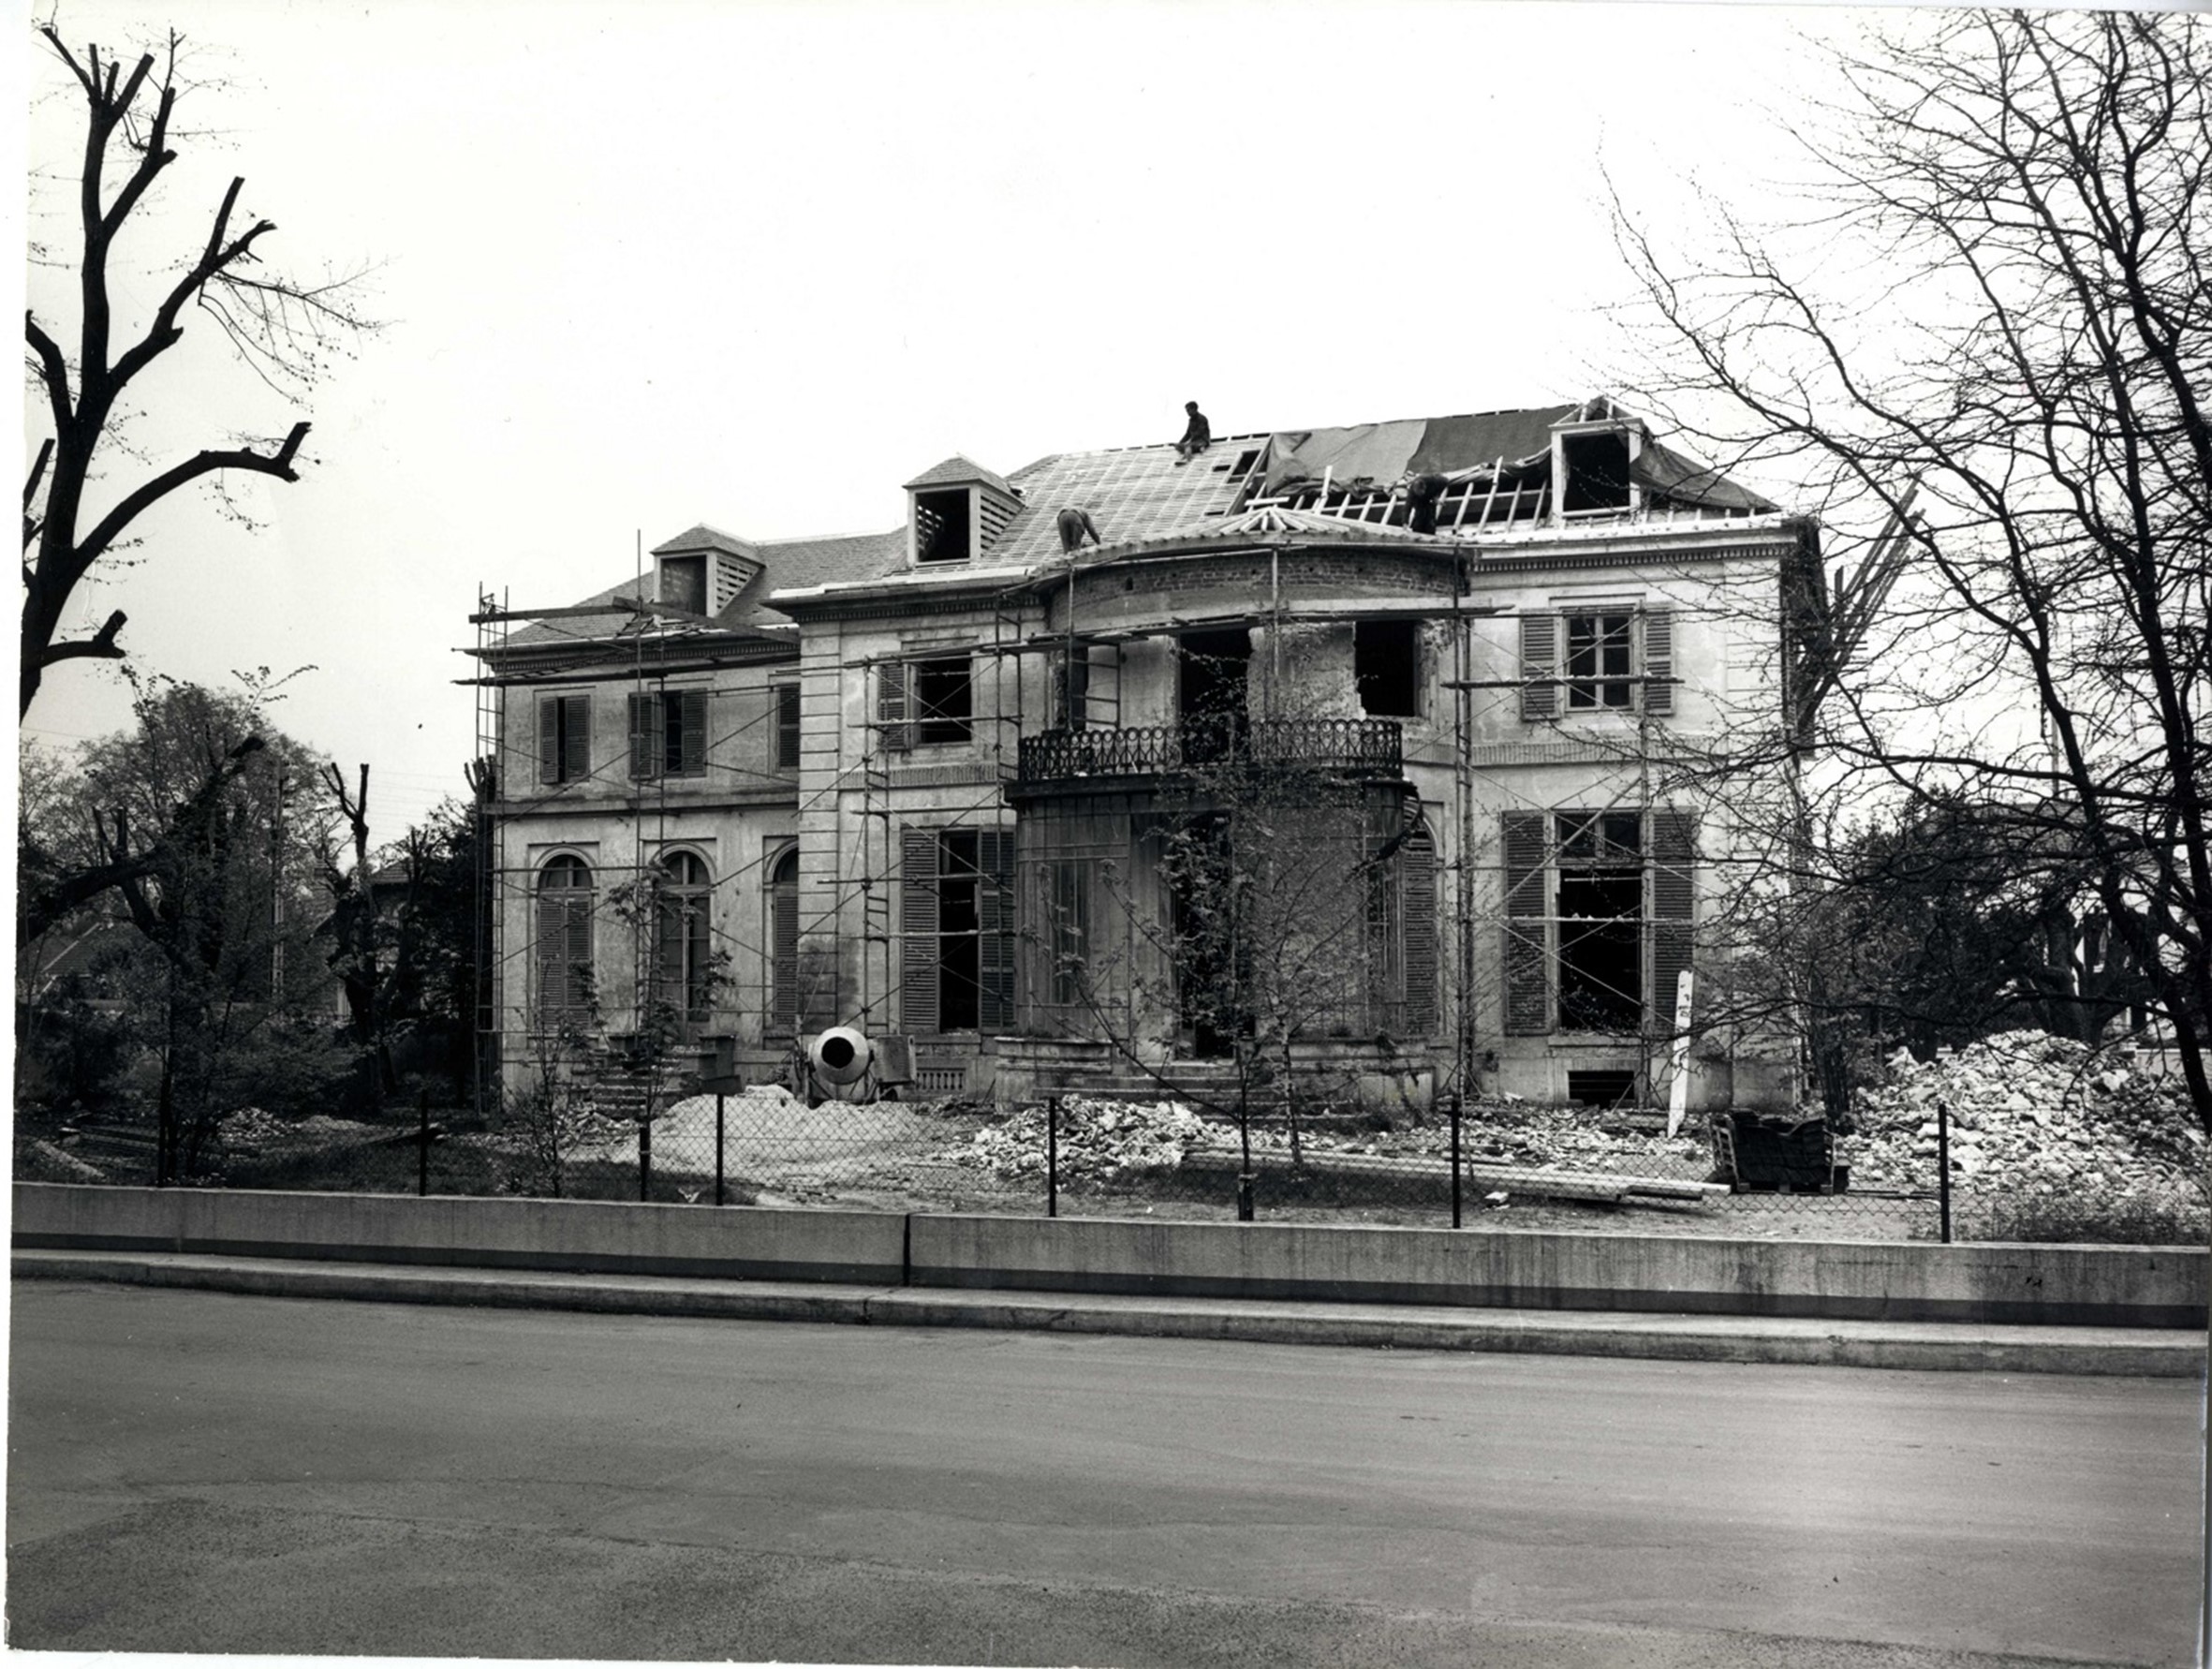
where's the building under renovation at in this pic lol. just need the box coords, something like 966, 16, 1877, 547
467, 398, 1818, 1112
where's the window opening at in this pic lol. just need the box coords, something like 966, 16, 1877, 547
1560, 431, 1633, 515
774, 682, 803, 770
1556, 811, 1643, 1031
1053, 645, 1090, 730
1178, 628, 1250, 763
651, 851, 713, 1023
538, 694, 590, 785
912, 657, 974, 745
629, 689, 708, 779
1567, 1069, 1638, 1107
1354, 620, 1420, 716
914, 488, 973, 564
1566, 613, 1635, 709
1045, 860, 1089, 1006
657, 554, 707, 613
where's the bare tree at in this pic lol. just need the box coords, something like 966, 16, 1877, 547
1614, 9, 2212, 1127
22, 22, 373, 716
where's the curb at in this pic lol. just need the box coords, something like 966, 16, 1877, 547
17, 1249, 2204, 1378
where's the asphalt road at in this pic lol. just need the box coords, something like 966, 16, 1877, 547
7, 1280, 2203, 1667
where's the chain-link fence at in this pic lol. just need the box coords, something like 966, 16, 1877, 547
20, 1080, 2200, 1244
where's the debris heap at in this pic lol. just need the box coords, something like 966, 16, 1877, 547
1846, 1031, 2205, 1213
951, 1097, 1215, 1184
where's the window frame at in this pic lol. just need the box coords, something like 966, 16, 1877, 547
910, 655, 975, 746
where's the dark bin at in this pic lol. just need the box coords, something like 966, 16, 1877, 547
1710, 1111, 1836, 1192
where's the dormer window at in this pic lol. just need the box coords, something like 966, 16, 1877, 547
649, 524, 762, 618
915, 489, 973, 564
659, 554, 707, 613
1551, 399, 1646, 525
904, 455, 1021, 569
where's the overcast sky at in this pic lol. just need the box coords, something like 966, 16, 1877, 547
22, 0, 1843, 836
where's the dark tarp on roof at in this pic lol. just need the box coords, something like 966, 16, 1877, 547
1406, 407, 1576, 477
1631, 441, 1777, 513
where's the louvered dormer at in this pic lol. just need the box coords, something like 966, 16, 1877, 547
651, 524, 763, 617
903, 456, 1022, 567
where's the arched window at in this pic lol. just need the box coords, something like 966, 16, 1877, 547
652, 850, 714, 1024
536, 854, 595, 1022
769, 848, 800, 1038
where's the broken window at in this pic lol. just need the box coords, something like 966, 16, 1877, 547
1355, 620, 1420, 717
1556, 811, 1643, 1031
773, 682, 802, 771
912, 657, 974, 746
650, 850, 714, 1023
627, 689, 709, 779
537, 693, 591, 785
914, 488, 973, 564
1560, 430, 1633, 516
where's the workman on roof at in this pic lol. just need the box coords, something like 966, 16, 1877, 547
1056, 507, 1102, 553
1173, 401, 1212, 463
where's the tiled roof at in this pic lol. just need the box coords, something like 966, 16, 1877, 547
903, 455, 1017, 496
987, 437, 1267, 567
651, 523, 759, 557
506, 527, 906, 648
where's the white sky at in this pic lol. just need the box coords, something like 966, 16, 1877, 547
22, 0, 1847, 838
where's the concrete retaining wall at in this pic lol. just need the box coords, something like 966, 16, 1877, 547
14, 1185, 2205, 1328
909, 1214, 2207, 1328
9, 1185, 907, 1287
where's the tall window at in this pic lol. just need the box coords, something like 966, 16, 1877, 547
899, 826, 1012, 1033
651, 851, 713, 1024
535, 854, 594, 1021
1555, 812, 1644, 1029
538, 694, 591, 784
773, 682, 802, 771
1355, 620, 1420, 716
628, 689, 708, 779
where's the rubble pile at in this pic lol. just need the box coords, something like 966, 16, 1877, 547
1847, 1031, 2205, 1213
951, 1096, 1217, 1184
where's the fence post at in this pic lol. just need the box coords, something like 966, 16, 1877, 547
1937, 1095, 1953, 1244
1448, 1090, 1462, 1229
715, 1092, 727, 1207
1047, 1096, 1058, 1219
418, 1087, 430, 1198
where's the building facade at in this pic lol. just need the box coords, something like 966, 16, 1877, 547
470, 400, 1814, 1110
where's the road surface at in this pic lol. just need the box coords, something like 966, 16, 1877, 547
8, 1279, 2202, 1666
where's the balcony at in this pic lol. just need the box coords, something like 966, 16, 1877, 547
1015, 716, 1403, 790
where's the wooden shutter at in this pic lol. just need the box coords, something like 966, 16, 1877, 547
537, 889, 591, 1017
562, 694, 591, 783
1401, 829, 1438, 1037
770, 853, 800, 1036
977, 828, 1016, 1032
627, 693, 660, 781
1643, 608, 1674, 716
900, 826, 939, 1033
678, 688, 708, 775
1649, 807, 1696, 1029
1501, 811, 1551, 1035
877, 661, 912, 753
538, 699, 561, 785
652, 891, 684, 1009
1519, 615, 1558, 720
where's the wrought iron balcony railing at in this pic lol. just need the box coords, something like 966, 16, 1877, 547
1017, 716, 1403, 786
